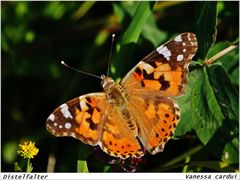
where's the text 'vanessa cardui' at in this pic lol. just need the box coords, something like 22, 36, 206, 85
46, 32, 198, 159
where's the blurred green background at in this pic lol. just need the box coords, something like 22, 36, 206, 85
1, 1, 239, 172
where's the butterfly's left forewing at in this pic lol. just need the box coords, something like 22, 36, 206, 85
121, 32, 198, 97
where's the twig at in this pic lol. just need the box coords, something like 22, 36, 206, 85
205, 45, 238, 65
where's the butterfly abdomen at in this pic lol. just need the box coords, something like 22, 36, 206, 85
102, 77, 138, 136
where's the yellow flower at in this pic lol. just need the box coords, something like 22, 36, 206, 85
17, 141, 39, 159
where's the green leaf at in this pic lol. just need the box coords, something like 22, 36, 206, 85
121, 2, 153, 44
175, 63, 203, 136
14, 162, 23, 172
222, 137, 239, 164
191, 67, 224, 144
195, 2, 218, 60
206, 65, 239, 164
119, 1, 167, 47
112, 3, 125, 23
174, 82, 193, 136
120, 1, 138, 17
2, 141, 18, 164
142, 14, 167, 47
207, 65, 238, 121
208, 42, 239, 86
77, 160, 89, 173
77, 144, 92, 172
103, 165, 111, 172
177, 64, 239, 164
111, 1, 153, 78
206, 119, 239, 164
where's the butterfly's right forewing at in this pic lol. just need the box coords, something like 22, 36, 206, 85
46, 93, 107, 145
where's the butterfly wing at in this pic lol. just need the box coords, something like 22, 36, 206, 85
46, 93, 107, 145
46, 92, 144, 159
99, 107, 144, 159
128, 95, 180, 155
120, 32, 198, 154
121, 32, 198, 97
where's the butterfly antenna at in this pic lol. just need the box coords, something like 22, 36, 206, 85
107, 34, 115, 77
61, 61, 102, 80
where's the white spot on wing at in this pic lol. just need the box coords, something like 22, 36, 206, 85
65, 122, 72, 129
191, 41, 198, 46
183, 49, 186, 52
182, 42, 186, 46
156, 46, 171, 61
79, 97, 88, 111
174, 35, 182, 42
59, 125, 63, 129
54, 122, 57, 126
48, 114, 55, 121
60, 103, 73, 119
187, 33, 191, 41
177, 54, 184, 61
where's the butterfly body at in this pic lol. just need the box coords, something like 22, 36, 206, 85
101, 75, 138, 136
46, 32, 198, 159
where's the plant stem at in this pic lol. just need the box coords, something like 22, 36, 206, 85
205, 45, 238, 65
161, 144, 203, 167
183, 156, 191, 172
26, 158, 33, 173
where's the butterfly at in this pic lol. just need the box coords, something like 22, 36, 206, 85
46, 32, 198, 159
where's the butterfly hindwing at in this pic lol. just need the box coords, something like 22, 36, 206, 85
100, 107, 144, 159
128, 95, 180, 155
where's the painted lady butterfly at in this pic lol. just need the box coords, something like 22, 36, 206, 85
46, 32, 198, 159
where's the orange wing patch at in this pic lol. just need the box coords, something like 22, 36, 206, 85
100, 109, 144, 159
132, 62, 184, 95
129, 96, 180, 155
101, 130, 143, 159
121, 33, 198, 97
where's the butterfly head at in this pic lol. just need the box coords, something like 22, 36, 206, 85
101, 75, 115, 90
